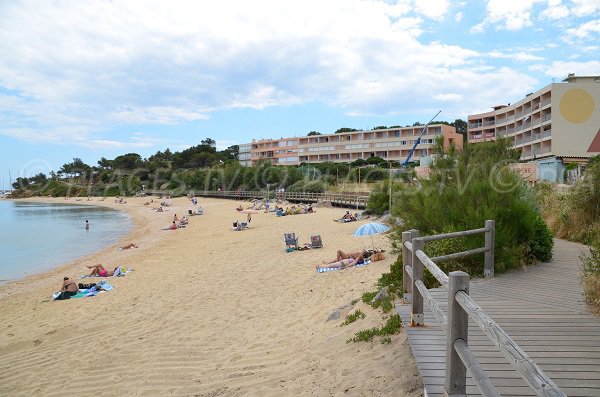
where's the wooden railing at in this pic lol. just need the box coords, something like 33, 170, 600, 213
401, 223, 565, 397
181, 190, 370, 209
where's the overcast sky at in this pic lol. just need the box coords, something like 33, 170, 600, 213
1, 0, 599, 186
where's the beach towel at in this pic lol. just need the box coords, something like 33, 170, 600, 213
79, 267, 132, 279
51, 284, 110, 300
316, 260, 371, 273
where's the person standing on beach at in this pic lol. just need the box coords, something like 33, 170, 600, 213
85, 220, 90, 230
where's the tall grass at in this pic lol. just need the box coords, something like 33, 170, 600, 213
580, 238, 600, 316
536, 157, 600, 244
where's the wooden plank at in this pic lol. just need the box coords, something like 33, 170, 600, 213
396, 238, 600, 396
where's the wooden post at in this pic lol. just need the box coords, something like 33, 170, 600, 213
411, 237, 424, 326
402, 231, 412, 303
445, 271, 469, 397
484, 220, 495, 278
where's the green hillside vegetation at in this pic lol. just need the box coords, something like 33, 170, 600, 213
11, 139, 397, 198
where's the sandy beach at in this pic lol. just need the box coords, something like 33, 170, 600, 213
0, 196, 422, 396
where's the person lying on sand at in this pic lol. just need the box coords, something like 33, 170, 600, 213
119, 243, 138, 250
323, 249, 369, 265
316, 258, 356, 270
86, 264, 117, 277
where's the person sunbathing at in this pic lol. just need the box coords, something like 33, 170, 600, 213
236, 205, 244, 211
85, 264, 116, 277
323, 249, 369, 265
316, 257, 357, 270
61, 277, 78, 295
119, 243, 138, 250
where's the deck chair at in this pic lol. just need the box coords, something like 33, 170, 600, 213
284, 233, 299, 249
310, 234, 323, 248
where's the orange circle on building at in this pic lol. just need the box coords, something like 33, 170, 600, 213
560, 88, 595, 124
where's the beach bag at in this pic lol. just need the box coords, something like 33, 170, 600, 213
372, 252, 385, 261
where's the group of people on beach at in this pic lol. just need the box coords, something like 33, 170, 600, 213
275, 204, 314, 216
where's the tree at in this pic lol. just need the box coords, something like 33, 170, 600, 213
351, 158, 366, 167
335, 128, 360, 134
201, 138, 216, 148
365, 156, 386, 165
452, 119, 467, 135
112, 153, 142, 170
373, 126, 388, 130
307, 131, 322, 136
98, 157, 113, 169
59, 158, 91, 178
220, 145, 239, 160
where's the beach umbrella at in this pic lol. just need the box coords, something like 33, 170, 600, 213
352, 222, 390, 251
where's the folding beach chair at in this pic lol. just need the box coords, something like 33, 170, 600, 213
284, 233, 299, 250
310, 234, 323, 248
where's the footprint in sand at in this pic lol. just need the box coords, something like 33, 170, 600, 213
230, 354, 243, 362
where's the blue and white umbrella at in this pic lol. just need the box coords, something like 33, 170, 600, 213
353, 222, 390, 251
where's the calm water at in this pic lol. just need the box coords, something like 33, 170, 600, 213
0, 200, 131, 282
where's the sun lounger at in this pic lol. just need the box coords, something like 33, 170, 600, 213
284, 233, 299, 250
310, 234, 323, 248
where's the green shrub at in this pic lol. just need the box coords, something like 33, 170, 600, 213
361, 291, 377, 304
286, 179, 326, 193
346, 314, 402, 343
390, 138, 548, 276
528, 216, 554, 262
340, 310, 366, 326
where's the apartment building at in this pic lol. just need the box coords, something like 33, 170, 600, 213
243, 124, 463, 166
468, 74, 600, 182
238, 143, 252, 167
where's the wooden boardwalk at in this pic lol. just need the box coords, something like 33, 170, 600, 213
396, 239, 600, 396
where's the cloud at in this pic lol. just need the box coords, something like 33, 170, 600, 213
566, 20, 600, 40
473, 0, 545, 32
0, 0, 584, 150
433, 93, 463, 101
570, 0, 600, 17
113, 107, 210, 124
540, 0, 570, 20
540, 60, 600, 78
488, 50, 544, 61
413, 0, 450, 21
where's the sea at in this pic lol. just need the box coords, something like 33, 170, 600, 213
0, 200, 132, 282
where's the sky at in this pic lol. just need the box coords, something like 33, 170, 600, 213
1, 0, 599, 188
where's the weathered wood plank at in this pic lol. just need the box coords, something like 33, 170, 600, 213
396, 238, 600, 396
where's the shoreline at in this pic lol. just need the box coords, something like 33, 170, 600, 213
0, 197, 163, 297
0, 198, 134, 285
0, 195, 423, 396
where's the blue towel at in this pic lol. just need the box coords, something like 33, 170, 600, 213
316, 260, 371, 273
